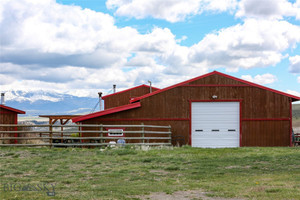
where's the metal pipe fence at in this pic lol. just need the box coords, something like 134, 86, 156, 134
0, 124, 172, 147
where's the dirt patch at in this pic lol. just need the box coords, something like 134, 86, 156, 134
224, 166, 251, 169
134, 190, 244, 200
149, 169, 170, 175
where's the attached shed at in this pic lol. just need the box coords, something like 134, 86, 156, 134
73, 71, 300, 147
0, 104, 26, 144
102, 84, 159, 109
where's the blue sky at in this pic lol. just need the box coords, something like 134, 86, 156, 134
1, 0, 300, 105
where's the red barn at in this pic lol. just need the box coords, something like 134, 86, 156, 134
0, 104, 26, 144
73, 71, 300, 147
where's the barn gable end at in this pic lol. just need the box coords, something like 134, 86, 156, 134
102, 84, 159, 109
0, 105, 26, 144
0, 105, 25, 124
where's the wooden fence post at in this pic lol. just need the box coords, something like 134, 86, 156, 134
168, 125, 172, 145
141, 123, 144, 144
49, 124, 53, 148
60, 119, 64, 144
100, 124, 103, 144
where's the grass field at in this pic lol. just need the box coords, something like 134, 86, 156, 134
0, 146, 300, 200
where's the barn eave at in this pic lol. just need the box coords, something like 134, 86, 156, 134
72, 102, 141, 123
130, 71, 300, 103
0, 105, 26, 114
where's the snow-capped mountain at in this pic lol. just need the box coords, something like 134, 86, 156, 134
2, 90, 99, 116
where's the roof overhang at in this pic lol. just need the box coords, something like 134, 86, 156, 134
0, 105, 26, 114
72, 102, 141, 123
102, 84, 160, 99
130, 71, 300, 103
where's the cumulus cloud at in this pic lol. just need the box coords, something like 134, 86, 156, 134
287, 90, 300, 97
190, 19, 300, 70
236, 0, 300, 20
0, 0, 191, 70
0, 0, 202, 97
0, 0, 138, 68
106, 0, 237, 22
241, 73, 277, 85
1, 0, 300, 102
106, 0, 300, 22
289, 55, 300, 73
298, 77, 300, 83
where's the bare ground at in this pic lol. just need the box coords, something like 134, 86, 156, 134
134, 190, 244, 200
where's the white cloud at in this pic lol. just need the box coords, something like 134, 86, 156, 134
0, 0, 200, 96
289, 55, 300, 73
241, 73, 277, 85
287, 90, 300, 97
0, 0, 191, 71
106, 0, 237, 22
236, 0, 300, 20
0, 0, 139, 68
190, 19, 300, 70
1, 0, 300, 103
298, 76, 300, 83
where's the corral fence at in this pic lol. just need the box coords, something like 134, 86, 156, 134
295, 132, 300, 146
0, 124, 172, 147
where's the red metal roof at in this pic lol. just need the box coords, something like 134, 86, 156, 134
130, 71, 300, 103
72, 102, 141, 123
0, 105, 26, 114
102, 84, 160, 99
73, 71, 300, 122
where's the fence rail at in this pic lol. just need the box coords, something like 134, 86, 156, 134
0, 124, 172, 147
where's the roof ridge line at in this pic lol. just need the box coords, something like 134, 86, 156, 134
0, 105, 26, 114
102, 84, 160, 99
130, 71, 300, 102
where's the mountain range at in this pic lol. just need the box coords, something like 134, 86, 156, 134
3, 90, 99, 117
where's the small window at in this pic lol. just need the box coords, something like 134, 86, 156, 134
107, 128, 124, 137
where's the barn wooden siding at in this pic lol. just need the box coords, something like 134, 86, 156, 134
0, 107, 18, 144
0, 107, 17, 124
103, 85, 159, 109
80, 73, 294, 147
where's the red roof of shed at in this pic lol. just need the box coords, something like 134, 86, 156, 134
72, 102, 141, 123
0, 105, 26, 114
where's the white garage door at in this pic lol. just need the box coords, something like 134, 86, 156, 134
191, 102, 240, 148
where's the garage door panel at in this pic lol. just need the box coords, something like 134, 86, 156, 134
191, 102, 240, 148
193, 117, 238, 121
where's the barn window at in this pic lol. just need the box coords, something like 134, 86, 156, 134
107, 128, 124, 137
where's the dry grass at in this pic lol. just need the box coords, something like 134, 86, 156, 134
0, 147, 300, 200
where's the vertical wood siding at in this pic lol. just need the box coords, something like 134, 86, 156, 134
0, 108, 17, 144
82, 74, 293, 147
103, 86, 159, 109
